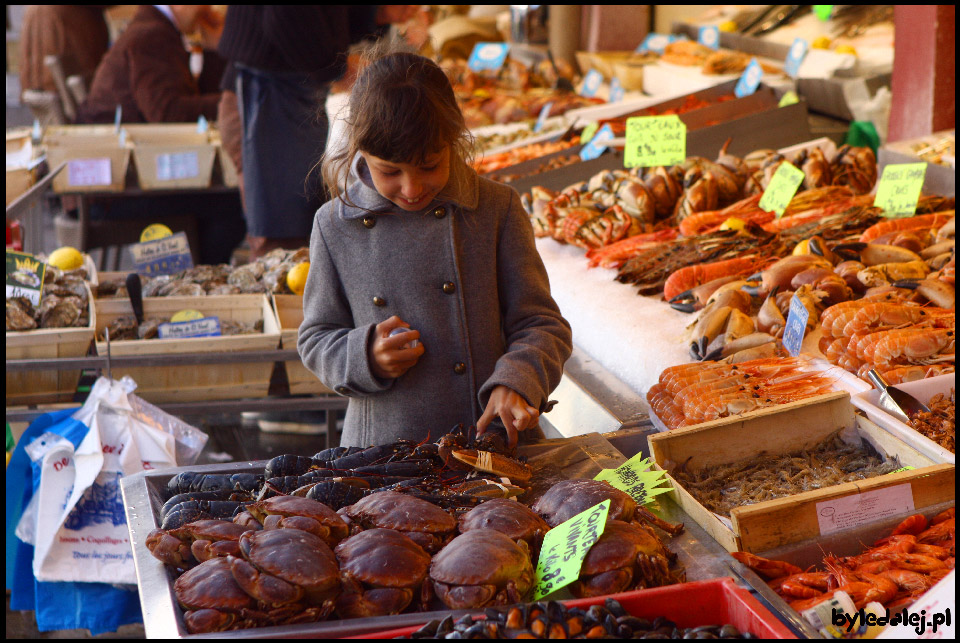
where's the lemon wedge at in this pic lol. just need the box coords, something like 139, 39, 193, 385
719, 217, 747, 232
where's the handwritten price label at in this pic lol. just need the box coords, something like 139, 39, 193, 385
531, 500, 610, 601
67, 158, 112, 187
158, 316, 222, 339
624, 115, 686, 169
782, 294, 810, 357
759, 162, 805, 217
874, 163, 927, 218
594, 453, 672, 506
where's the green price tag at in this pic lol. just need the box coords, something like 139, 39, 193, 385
531, 500, 610, 601
778, 90, 800, 107
594, 453, 673, 505
874, 163, 926, 218
624, 115, 686, 169
891, 466, 916, 474
759, 162, 805, 218
814, 5, 834, 21
579, 122, 599, 145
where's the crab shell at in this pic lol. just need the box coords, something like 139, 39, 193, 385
334, 528, 431, 618
429, 529, 534, 610
147, 520, 250, 568
532, 479, 637, 528
569, 520, 677, 598
458, 498, 548, 554
340, 491, 457, 553
247, 496, 349, 547
229, 528, 340, 607
174, 557, 256, 633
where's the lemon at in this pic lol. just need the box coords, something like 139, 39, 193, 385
47, 246, 84, 271
286, 262, 310, 295
834, 45, 857, 57
140, 223, 173, 242
718, 21, 737, 33
812, 36, 832, 50
793, 239, 812, 255
171, 309, 204, 323
719, 217, 746, 232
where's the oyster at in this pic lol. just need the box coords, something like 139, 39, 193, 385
6, 298, 37, 331
160, 281, 206, 297
143, 275, 173, 297
227, 263, 266, 293
40, 296, 82, 328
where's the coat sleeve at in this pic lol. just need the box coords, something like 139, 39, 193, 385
128, 37, 219, 122
298, 210, 393, 397
478, 189, 573, 411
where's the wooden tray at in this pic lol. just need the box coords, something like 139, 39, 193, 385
272, 294, 333, 395
125, 124, 216, 190
648, 392, 955, 553
44, 125, 131, 193
94, 294, 280, 402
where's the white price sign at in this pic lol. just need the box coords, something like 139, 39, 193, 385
155, 152, 200, 181
67, 158, 112, 187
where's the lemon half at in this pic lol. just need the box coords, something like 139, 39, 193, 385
47, 246, 84, 271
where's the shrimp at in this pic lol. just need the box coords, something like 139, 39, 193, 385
859, 212, 955, 243
779, 572, 831, 598
872, 328, 955, 369
731, 552, 802, 579
662, 256, 764, 302
931, 508, 955, 525
880, 364, 955, 384
842, 303, 953, 337
889, 514, 929, 537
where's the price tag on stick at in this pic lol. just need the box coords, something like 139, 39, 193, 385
874, 163, 926, 218
784, 39, 809, 78
609, 77, 625, 103
699, 26, 720, 50
580, 69, 603, 97
594, 453, 672, 506
531, 500, 610, 601
759, 162, 805, 218
624, 115, 686, 169
467, 43, 510, 72
131, 231, 194, 276
734, 58, 763, 97
580, 124, 614, 161
782, 294, 810, 357
534, 102, 554, 133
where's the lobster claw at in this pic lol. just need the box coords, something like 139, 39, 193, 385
741, 279, 765, 297
832, 242, 867, 262
669, 289, 699, 313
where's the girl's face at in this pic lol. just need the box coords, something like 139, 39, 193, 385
361, 147, 451, 212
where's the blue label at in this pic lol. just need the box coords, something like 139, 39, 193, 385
581, 69, 603, 97
636, 33, 674, 54
580, 124, 614, 161
784, 39, 809, 78
734, 58, 763, 97
114, 105, 122, 132
131, 231, 194, 276
699, 26, 720, 50
157, 316, 222, 340
609, 77, 625, 103
196, 115, 209, 134
467, 42, 510, 72
534, 102, 554, 133
782, 294, 810, 357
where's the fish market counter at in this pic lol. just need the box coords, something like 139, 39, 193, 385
122, 433, 810, 638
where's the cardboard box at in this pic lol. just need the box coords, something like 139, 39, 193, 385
879, 130, 955, 197
44, 125, 131, 193
648, 392, 953, 553
125, 123, 216, 190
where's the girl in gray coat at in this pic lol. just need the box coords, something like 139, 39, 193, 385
298, 51, 572, 448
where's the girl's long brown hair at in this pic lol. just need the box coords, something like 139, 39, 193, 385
322, 46, 475, 206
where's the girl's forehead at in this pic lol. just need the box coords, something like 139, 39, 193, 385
364, 147, 449, 169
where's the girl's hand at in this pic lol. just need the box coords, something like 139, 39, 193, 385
369, 316, 424, 379
476, 386, 539, 449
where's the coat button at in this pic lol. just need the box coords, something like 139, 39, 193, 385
335, 386, 348, 395
432, 206, 446, 219
362, 216, 376, 229
453, 362, 466, 375
442, 281, 456, 294
373, 296, 386, 307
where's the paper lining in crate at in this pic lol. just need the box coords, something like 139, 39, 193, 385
272, 294, 333, 395
44, 125, 131, 193
647, 391, 955, 553
94, 294, 281, 403
124, 123, 216, 190
6, 282, 96, 405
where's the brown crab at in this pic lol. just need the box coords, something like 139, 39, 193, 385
339, 490, 457, 554
333, 528, 431, 618
569, 520, 681, 598
532, 479, 637, 527
174, 557, 260, 633
458, 498, 549, 557
428, 529, 534, 610
227, 528, 340, 609
146, 520, 251, 568
246, 496, 349, 547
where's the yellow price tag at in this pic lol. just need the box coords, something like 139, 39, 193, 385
594, 453, 672, 505
579, 122, 599, 145
531, 500, 610, 601
624, 115, 686, 169
140, 223, 174, 243
170, 309, 204, 323
874, 163, 926, 218
759, 162, 805, 218
778, 90, 800, 107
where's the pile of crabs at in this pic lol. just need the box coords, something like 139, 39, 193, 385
146, 429, 686, 634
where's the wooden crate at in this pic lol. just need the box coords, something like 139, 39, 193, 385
648, 392, 955, 553
6, 283, 96, 405
94, 295, 281, 403
272, 294, 333, 395
45, 126, 131, 193
125, 124, 216, 190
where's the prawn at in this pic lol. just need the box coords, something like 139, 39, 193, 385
662, 256, 765, 302
731, 551, 802, 579
871, 328, 955, 370
859, 212, 955, 243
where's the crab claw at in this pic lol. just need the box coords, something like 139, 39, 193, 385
228, 555, 304, 606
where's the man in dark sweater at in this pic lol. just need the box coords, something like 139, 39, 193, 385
218, 5, 417, 257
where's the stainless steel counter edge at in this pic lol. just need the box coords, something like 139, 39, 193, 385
562, 344, 652, 429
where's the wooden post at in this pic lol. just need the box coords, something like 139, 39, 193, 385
888, 5, 955, 142
579, 5, 650, 52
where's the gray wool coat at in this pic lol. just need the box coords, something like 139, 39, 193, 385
298, 154, 573, 447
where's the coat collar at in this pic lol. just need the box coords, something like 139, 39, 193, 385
338, 152, 479, 220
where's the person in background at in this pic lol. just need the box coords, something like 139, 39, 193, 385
217, 5, 419, 258
18, 5, 110, 97
78, 5, 224, 124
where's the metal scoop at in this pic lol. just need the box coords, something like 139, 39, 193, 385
865, 369, 930, 423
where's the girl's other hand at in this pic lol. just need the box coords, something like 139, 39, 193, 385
476, 386, 539, 449
369, 315, 424, 379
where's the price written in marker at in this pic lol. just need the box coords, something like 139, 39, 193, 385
624, 115, 686, 169
594, 453, 672, 506
782, 294, 810, 357
759, 162, 805, 218
874, 163, 927, 218
531, 500, 610, 601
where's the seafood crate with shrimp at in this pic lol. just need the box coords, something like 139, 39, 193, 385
879, 130, 955, 198
648, 391, 955, 553
852, 373, 955, 464
272, 294, 334, 396
93, 294, 281, 403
